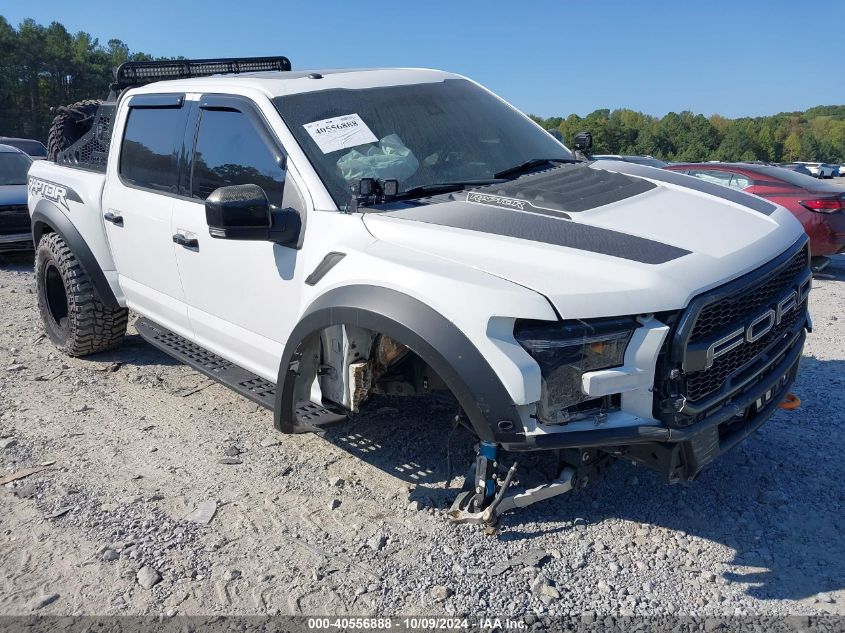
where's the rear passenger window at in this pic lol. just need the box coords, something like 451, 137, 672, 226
120, 107, 184, 193
191, 109, 285, 205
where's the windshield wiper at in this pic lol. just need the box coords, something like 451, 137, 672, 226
392, 179, 504, 201
493, 158, 577, 179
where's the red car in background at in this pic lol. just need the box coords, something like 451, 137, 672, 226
665, 163, 845, 265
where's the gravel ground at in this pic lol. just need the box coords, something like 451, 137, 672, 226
0, 252, 843, 619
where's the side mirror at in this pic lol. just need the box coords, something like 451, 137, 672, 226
572, 131, 593, 152
206, 184, 301, 245
547, 129, 564, 143
206, 184, 272, 240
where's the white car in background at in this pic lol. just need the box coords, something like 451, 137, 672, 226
794, 162, 835, 178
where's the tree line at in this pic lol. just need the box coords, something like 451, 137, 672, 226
531, 105, 845, 164
1, 17, 844, 164
0, 17, 164, 142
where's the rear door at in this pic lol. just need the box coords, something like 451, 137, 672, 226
102, 94, 192, 336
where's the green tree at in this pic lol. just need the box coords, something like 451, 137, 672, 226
0, 17, 160, 141
782, 132, 802, 161
531, 101, 844, 163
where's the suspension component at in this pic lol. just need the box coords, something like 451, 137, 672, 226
472, 441, 498, 511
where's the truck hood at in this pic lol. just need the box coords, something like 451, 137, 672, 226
361, 162, 806, 319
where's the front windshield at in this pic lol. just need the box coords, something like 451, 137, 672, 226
0, 152, 32, 185
274, 78, 573, 208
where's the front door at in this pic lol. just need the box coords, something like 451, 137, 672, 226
171, 96, 302, 381
102, 94, 191, 336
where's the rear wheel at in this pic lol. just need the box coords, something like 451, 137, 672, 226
47, 99, 103, 161
35, 232, 128, 356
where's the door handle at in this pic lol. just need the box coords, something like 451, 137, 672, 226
172, 234, 199, 249
103, 212, 124, 226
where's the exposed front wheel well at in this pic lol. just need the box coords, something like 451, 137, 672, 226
313, 324, 451, 413
273, 286, 523, 441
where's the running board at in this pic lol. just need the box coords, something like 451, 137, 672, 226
135, 318, 347, 430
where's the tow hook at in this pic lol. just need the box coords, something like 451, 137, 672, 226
447, 442, 580, 528
779, 393, 800, 410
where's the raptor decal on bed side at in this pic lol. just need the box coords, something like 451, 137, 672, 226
27, 177, 82, 213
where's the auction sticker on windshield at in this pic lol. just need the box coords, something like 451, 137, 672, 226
303, 114, 378, 154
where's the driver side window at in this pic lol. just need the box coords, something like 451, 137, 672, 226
191, 108, 286, 206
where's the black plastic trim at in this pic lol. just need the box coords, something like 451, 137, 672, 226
30, 201, 120, 309
502, 424, 671, 451
275, 285, 522, 440
305, 252, 346, 285
127, 93, 185, 109
135, 317, 276, 409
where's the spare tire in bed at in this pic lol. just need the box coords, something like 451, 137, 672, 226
47, 99, 103, 161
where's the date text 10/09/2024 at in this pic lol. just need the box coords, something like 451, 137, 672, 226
307, 617, 527, 630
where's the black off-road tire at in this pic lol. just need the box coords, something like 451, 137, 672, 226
47, 99, 103, 161
35, 232, 128, 356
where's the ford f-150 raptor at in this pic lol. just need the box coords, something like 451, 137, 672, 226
27, 57, 811, 524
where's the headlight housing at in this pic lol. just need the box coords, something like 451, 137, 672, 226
514, 317, 637, 424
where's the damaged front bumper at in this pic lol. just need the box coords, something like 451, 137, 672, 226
496, 327, 804, 483
448, 331, 803, 526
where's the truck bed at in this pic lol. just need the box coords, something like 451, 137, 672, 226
27, 160, 119, 292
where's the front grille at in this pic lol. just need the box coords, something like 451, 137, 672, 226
689, 246, 808, 344
668, 239, 811, 421
685, 304, 804, 401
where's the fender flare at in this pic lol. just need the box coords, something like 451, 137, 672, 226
31, 200, 121, 309
274, 285, 524, 441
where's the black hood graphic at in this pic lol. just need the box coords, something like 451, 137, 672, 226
468, 162, 656, 214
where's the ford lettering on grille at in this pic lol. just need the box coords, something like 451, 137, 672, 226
684, 273, 811, 373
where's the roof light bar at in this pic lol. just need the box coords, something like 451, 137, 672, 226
113, 56, 292, 90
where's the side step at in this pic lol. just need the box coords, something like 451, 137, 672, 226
135, 318, 346, 429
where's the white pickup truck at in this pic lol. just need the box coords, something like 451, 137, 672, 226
27, 57, 811, 523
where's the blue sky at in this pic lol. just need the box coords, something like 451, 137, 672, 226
3, 0, 844, 118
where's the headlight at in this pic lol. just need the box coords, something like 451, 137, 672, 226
514, 317, 637, 424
